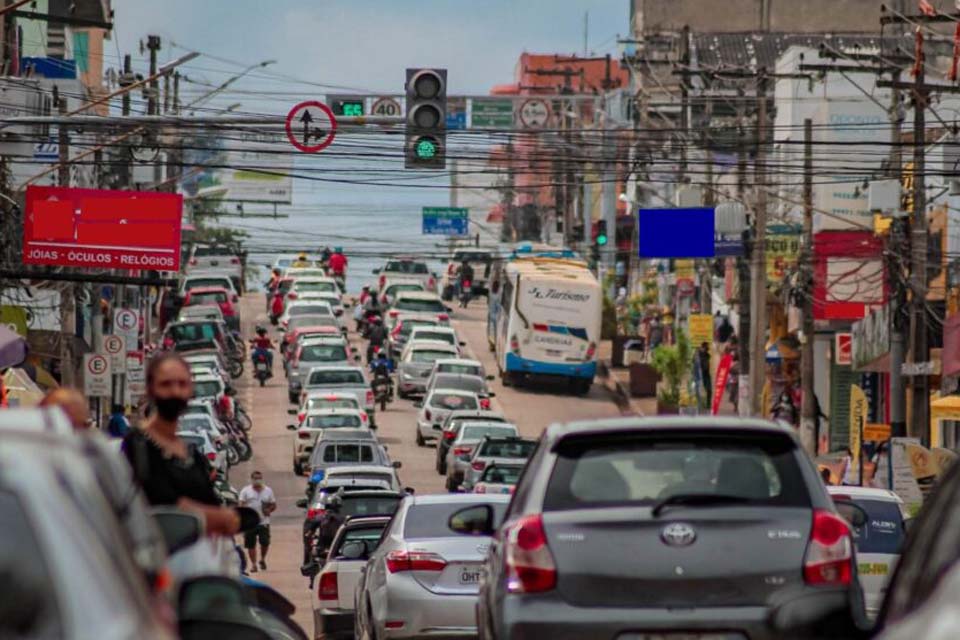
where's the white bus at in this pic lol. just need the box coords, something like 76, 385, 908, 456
490, 258, 601, 394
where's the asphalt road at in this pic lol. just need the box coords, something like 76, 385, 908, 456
231, 292, 622, 635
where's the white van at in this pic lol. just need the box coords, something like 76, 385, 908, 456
491, 258, 600, 393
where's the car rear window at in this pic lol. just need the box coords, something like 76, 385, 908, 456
340, 498, 400, 518
386, 261, 429, 274
189, 292, 227, 305
334, 524, 389, 555
169, 323, 218, 343
290, 304, 332, 316
290, 316, 338, 331
462, 425, 516, 440
399, 320, 437, 337
309, 370, 364, 385
434, 375, 483, 393
479, 439, 535, 458
481, 465, 524, 485
180, 435, 207, 451
179, 416, 212, 432
301, 344, 348, 362
186, 278, 230, 291
414, 331, 455, 344
404, 502, 508, 538
846, 498, 905, 554
306, 414, 362, 429
544, 434, 810, 511
430, 394, 478, 410
322, 444, 374, 463
308, 397, 359, 411
193, 246, 234, 257
192, 380, 221, 399
413, 350, 457, 364
396, 299, 446, 313
387, 284, 424, 296
296, 281, 338, 293
438, 364, 481, 376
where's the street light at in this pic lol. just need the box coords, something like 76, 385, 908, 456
188, 60, 277, 109
158, 51, 200, 75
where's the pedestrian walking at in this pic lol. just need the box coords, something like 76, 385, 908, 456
239, 470, 276, 572
716, 316, 734, 344
107, 403, 130, 438
694, 342, 712, 406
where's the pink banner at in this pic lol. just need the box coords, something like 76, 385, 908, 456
712, 352, 734, 415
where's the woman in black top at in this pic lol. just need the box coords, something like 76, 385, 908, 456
123, 352, 239, 535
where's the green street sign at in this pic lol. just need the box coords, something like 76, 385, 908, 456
471, 98, 514, 129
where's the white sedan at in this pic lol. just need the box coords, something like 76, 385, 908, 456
414, 389, 481, 446
287, 407, 369, 476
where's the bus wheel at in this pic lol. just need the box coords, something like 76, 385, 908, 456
501, 371, 513, 387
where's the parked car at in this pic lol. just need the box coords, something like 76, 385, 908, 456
434, 410, 509, 475
288, 408, 370, 475
397, 341, 461, 398
182, 286, 240, 331
460, 436, 536, 491
298, 365, 376, 424
443, 421, 519, 491
288, 339, 356, 401
353, 493, 511, 640
414, 389, 482, 446
289, 391, 369, 427
449, 416, 862, 640
312, 516, 393, 640
177, 429, 227, 476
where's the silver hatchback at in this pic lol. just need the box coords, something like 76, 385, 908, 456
354, 493, 510, 639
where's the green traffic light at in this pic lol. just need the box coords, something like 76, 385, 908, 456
415, 138, 438, 159
596, 234, 608, 246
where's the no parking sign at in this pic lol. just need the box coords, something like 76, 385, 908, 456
83, 354, 111, 397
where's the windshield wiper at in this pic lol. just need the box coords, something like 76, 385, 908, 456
651, 493, 752, 517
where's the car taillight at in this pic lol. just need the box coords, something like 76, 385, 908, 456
454, 447, 472, 456
366, 390, 374, 405
480, 398, 491, 410
389, 310, 399, 318
206, 452, 217, 461
230, 257, 240, 264
438, 313, 449, 321
306, 507, 325, 520
386, 550, 446, 573
298, 430, 312, 440
428, 277, 435, 288
505, 514, 556, 593
509, 486, 516, 494
803, 510, 853, 586
510, 335, 520, 354
472, 461, 486, 471
318, 572, 338, 601
585, 341, 597, 360
298, 412, 305, 422
425, 409, 432, 421
288, 292, 298, 300
443, 430, 455, 441
189, 258, 197, 266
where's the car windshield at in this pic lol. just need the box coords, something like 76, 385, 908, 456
295, 281, 337, 293
387, 284, 424, 296
290, 304, 332, 317
180, 307, 222, 321
186, 278, 230, 291
481, 465, 524, 485
308, 397, 360, 411
438, 364, 481, 376
301, 344, 348, 362
188, 291, 227, 305
845, 498, 906, 554
386, 261, 429, 274
413, 331, 455, 345
544, 434, 810, 511
462, 425, 515, 440
434, 375, 483, 393
479, 439, 535, 458
305, 414, 362, 429
192, 381, 221, 399
308, 370, 364, 385
340, 498, 401, 518
395, 299, 446, 313
412, 349, 456, 364
404, 502, 508, 538
431, 394, 478, 410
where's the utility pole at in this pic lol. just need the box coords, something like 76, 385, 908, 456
57, 97, 76, 387
908, 61, 929, 440
889, 70, 908, 439
748, 69, 769, 417
145, 35, 162, 351
678, 26, 690, 181
736, 126, 751, 416
800, 118, 816, 455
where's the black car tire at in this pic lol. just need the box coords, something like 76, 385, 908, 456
416, 429, 425, 447
293, 460, 302, 476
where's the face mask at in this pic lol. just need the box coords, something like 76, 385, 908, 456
253, 480, 264, 488
154, 396, 188, 421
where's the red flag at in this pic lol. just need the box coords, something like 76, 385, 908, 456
919, 0, 937, 16
711, 352, 734, 415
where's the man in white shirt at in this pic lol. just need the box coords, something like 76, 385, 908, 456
238, 470, 277, 572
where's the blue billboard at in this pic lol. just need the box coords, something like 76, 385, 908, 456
638, 207, 715, 258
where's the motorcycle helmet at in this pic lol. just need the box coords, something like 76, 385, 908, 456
298, 252, 308, 261
334, 247, 343, 253
255, 326, 267, 336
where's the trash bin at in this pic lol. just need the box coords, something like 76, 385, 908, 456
612, 335, 644, 367
628, 362, 658, 398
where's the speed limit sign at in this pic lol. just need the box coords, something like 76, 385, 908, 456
371, 97, 402, 117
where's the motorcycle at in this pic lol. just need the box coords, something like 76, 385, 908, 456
252, 348, 272, 387
227, 357, 244, 379
459, 279, 472, 308
372, 374, 393, 412
269, 293, 284, 326
333, 274, 346, 294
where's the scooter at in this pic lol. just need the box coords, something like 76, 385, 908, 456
372, 374, 393, 412
252, 348, 272, 387
459, 279, 473, 308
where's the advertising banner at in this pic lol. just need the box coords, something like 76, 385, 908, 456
22, 186, 182, 271
712, 352, 733, 415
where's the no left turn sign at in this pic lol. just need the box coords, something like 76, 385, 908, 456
285, 101, 338, 153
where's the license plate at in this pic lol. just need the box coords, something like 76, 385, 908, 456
210, 260, 219, 266
256, 363, 268, 371
546, 349, 563, 357
459, 568, 481, 584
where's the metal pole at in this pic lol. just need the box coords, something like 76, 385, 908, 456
748, 70, 769, 417
57, 97, 75, 387
800, 118, 817, 455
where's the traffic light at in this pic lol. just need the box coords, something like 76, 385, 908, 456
405, 68, 447, 169
595, 220, 609, 247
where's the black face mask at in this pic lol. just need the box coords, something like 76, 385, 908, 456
153, 396, 188, 421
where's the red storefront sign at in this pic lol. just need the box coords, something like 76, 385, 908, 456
812, 231, 887, 321
22, 186, 183, 271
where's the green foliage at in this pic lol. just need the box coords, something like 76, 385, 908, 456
650, 329, 692, 408
190, 208, 249, 255
601, 295, 618, 340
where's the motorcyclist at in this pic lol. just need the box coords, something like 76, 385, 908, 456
320, 246, 332, 266
265, 268, 282, 310
459, 260, 475, 308
369, 350, 394, 377
328, 247, 348, 278
291, 252, 311, 269
366, 316, 388, 363
249, 326, 274, 370
316, 492, 346, 557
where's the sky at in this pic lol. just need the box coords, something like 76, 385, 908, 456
109, 0, 628, 111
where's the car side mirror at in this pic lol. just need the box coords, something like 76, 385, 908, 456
372, 268, 381, 274
765, 586, 866, 640
487, 392, 496, 398
151, 508, 204, 554
339, 540, 368, 560
235, 506, 261, 533
287, 409, 297, 415
354, 355, 362, 362
448, 504, 496, 536
225, 387, 237, 397
231, 295, 239, 303
392, 461, 402, 469
286, 424, 297, 430
404, 486, 416, 495
444, 306, 453, 313
296, 498, 309, 509
458, 341, 467, 347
